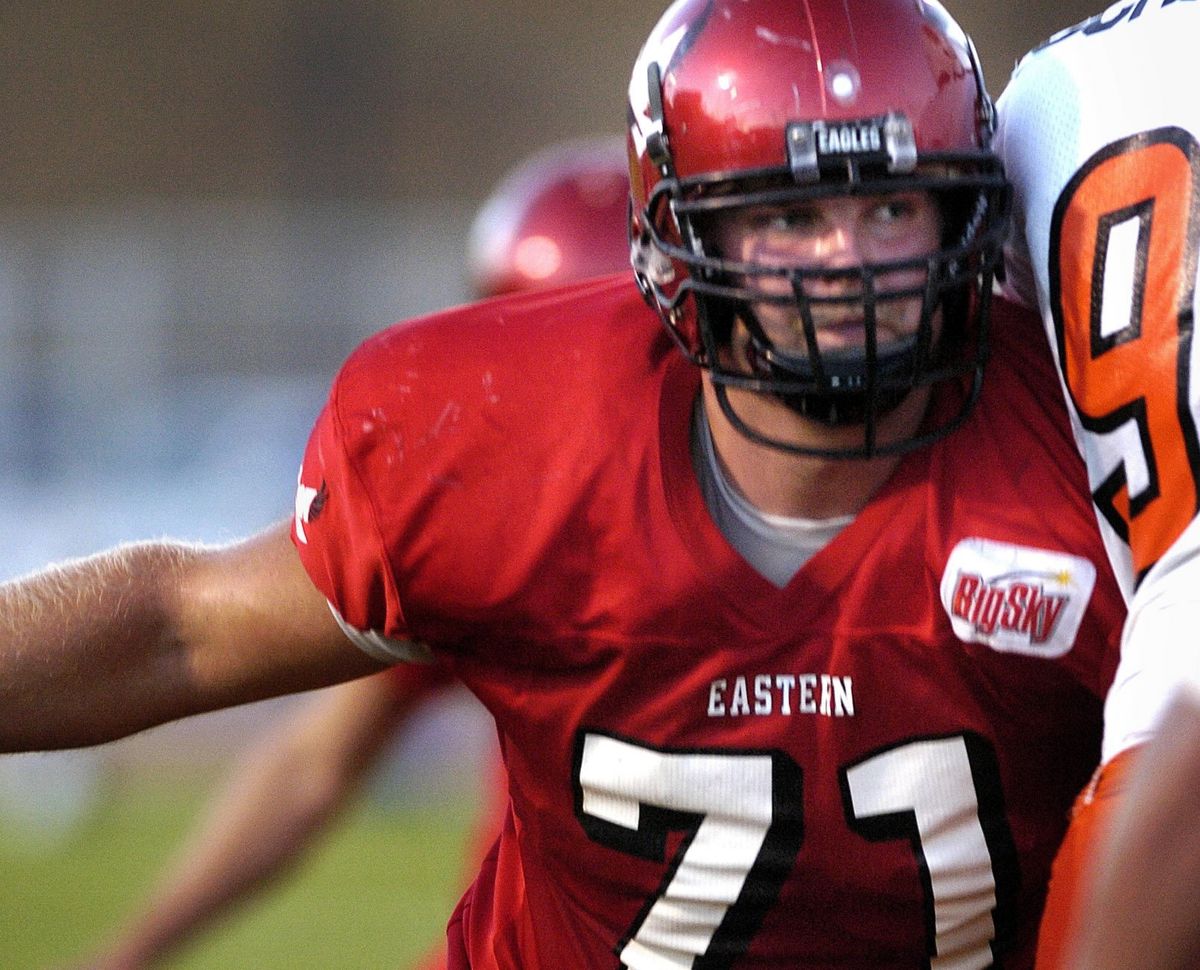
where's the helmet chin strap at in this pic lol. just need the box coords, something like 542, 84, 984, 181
709, 378, 888, 459
738, 304, 919, 427
694, 296, 949, 459
743, 334, 914, 427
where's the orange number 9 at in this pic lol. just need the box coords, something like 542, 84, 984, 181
1049, 127, 1200, 583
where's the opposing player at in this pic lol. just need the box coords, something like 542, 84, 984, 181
1, 1, 1126, 965
994, 3, 1200, 965
1053, 684, 1200, 970
61, 136, 633, 970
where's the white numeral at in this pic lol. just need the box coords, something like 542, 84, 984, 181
576, 731, 1012, 968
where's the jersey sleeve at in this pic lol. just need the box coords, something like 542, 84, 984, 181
1034, 746, 1138, 970
994, 56, 1048, 314
387, 655, 458, 700
291, 351, 412, 653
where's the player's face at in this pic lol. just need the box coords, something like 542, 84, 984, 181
711, 191, 942, 360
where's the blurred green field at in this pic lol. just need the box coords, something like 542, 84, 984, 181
0, 774, 479, 970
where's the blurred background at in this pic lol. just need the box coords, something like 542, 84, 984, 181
0, 2, 1106, 967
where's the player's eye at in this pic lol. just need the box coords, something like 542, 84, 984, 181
749, 206, 822, 234
871, 197, 918, 223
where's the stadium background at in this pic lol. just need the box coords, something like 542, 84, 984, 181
0, 2, 1109, 967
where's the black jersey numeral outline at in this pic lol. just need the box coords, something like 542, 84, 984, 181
573, 729, 1017, 969
1047, 126, 1200, 583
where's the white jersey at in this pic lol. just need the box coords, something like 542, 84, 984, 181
996, 0, 1200, 763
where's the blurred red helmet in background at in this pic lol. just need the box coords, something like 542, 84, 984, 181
467, 136, 631, 298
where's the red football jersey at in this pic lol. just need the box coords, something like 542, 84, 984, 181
295, 275, 1124, 969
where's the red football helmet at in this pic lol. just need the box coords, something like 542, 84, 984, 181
627, 0, 1010, 457
468, 136, 631, 298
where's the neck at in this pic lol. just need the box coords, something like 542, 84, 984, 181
700, 380, 926, 519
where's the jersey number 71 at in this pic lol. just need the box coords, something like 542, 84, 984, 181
573, 729, 1017, 968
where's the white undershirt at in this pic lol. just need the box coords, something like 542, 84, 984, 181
692, 404, 853, 588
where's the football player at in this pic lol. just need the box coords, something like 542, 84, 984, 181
62, 136, 632, 970
994, 3, 1200, 966
1, 2, 1125, 966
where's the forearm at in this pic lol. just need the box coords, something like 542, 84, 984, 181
1065, 686, 1200, 970
0, 522, 386, 753
93, 724, 364, 969
76, 673, 413, 970
0, 541, 199, 750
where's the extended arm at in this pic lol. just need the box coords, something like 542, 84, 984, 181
65, 671, 420, 970
1062, 685, 1200, 970
0, 519, 386, 752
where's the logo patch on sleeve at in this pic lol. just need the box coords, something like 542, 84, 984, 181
940, 538, 1097, 658
294, 468, 328, 545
